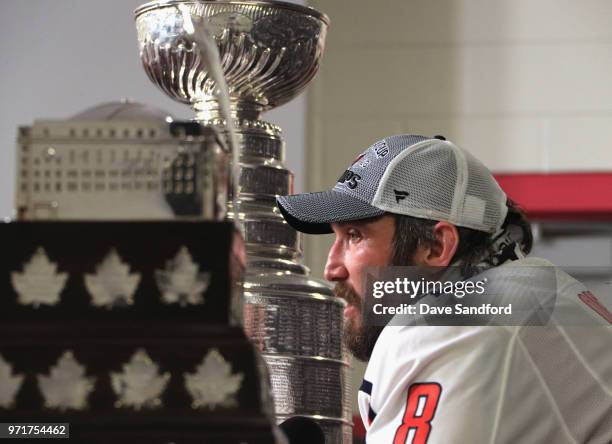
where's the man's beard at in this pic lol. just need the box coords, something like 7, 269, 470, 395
334, 282, 384, 362
333, 234, 417, 361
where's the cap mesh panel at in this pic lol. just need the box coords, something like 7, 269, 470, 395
462, 150, 506, 231
375, 143, 457, 221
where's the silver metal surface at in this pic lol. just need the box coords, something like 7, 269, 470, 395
135, 2, 350, 441
264, 355, 349, 417
135, 1, 328, 117
244, 290, 347, 360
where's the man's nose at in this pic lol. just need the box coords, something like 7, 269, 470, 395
324, 239, 348, 281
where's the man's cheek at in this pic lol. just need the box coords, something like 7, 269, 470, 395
349, 307, 365, 330
344, 315, 361, 335
350, 278, 364, 302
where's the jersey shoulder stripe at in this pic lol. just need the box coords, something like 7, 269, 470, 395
368, 405, 378, 425
360, 379, 373, 395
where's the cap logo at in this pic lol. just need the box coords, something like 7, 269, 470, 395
358, 158, 371, 168
394, 189, 409, 203
373, 141, 389, 158
338, 170, 361, 189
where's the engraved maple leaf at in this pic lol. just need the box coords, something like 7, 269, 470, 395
85, 249, 141, 308
155, 246, 210, 306
184, 348, 243, 409
111, 349, 170, 410
11, 247, 68, 307
0, 354, 24, 408
37, 351, 95, 411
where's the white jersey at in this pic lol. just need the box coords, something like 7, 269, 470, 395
359, 258, 612, 443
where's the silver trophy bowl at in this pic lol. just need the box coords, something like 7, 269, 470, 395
136, 3, 351, 443
135, 0, 328, 120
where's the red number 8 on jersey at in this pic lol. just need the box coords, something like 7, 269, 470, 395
393, 382, 442, 444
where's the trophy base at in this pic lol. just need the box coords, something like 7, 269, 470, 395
0, 221, 277, 443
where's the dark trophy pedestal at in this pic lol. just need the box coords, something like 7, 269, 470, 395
0, 222, 277, 443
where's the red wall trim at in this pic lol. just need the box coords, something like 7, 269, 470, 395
494, 172, 612, 221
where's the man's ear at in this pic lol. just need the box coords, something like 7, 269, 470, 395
413, 221, 459, 266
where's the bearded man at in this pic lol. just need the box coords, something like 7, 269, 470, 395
277, 135, 612, 443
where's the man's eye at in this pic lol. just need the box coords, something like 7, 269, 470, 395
347, 229, 362, 241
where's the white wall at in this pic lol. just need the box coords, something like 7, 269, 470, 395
0, 0, 306, 218
306, 0, 612, 275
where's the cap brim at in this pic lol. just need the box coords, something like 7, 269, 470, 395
277, 190, 385, 234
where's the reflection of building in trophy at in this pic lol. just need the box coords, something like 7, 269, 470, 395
16, 101, 228, 221
135, 2, 351, 442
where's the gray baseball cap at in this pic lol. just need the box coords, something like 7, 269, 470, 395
277, 134, 508, 234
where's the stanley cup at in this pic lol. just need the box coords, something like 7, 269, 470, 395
135, 1, 351, 442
